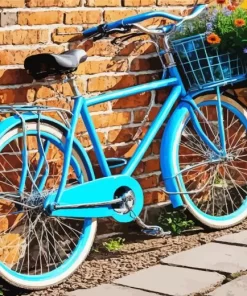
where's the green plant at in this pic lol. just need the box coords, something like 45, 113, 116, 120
102, 237, 125, 252
158, 210, 195, 235
92, 246, 100, 253
172, 4, 247, 55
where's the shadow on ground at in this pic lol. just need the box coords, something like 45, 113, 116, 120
0, 279, 29, 296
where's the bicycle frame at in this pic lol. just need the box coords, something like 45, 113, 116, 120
54, 64, 228, 205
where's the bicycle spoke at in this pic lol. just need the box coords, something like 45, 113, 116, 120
178, 101, 247, 218
0, 129, 86, 277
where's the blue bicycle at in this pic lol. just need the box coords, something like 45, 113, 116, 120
0, 3, 246, 290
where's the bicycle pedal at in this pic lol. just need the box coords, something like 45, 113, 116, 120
142, 226, 171, 237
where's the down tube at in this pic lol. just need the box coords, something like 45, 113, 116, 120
123, 85, 182, 176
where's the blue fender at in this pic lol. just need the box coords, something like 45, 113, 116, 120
0, 112, 95, 180
160, 89, 219, 208
161, 102, 190, 208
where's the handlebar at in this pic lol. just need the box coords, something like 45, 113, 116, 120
83, 4, 206, 38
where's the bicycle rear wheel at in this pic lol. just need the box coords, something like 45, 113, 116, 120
0, 121, 97, 289
164, 94, 247, 229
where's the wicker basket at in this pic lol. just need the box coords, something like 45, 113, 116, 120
171, 33, 247, 90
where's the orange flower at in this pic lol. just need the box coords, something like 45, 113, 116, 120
207, 33, 221, 44
234, 18, 246, 27
227, 4, 236, 10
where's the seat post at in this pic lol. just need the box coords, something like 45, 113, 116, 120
67, 74, 82, 98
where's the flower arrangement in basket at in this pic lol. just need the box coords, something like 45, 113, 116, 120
170, 1, 247, 90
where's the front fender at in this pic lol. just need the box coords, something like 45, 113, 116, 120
0, 112, 95, 180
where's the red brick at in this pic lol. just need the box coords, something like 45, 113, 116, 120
76, 111, 131, 132
78, 37, 155, 57
78, 40, 118, 57
88, 143, 134, 163
0, 87, 35, 104
18, 11, 63, 25
144, 190, 167, 205
157, 0, 204, 4
93, 112, 131, 128
76, 59, 128, 75
118, 36, 156, 56
112, 92, 151, 109
149, 106, 160, 121
144, 158, 160, 173
87, 75, 137, 92
152, 141, 160, 155
124, 0, 155, 6
0, 69, 33, 85
130, 57, 162, 71
108, 127, 138, 143
133, 109, 146, 123
0, 30, 48, 45
0, 46, 64, 65
137, 175, 158, 189
26, 0, 80, 6
86, 0, 121, 6
138, 73, 159, 84
155, 88, 172, 104
77, 132, 106, 147
65, 10, 101, 24
0, 0, 24, 7
132, 162, 144, 176
35, 80, 84, 99
104, 9, 138, 22
88, 103, 109, 112
52, 27, 83, 44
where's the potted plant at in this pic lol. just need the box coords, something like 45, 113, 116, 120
170, 2, 247, 90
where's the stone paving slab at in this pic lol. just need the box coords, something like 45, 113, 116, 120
161, 242, 247, 274
114, 265, 225, 296
208, 274, 247, 296
66, 284, 159, 296
214, 230, 247, 246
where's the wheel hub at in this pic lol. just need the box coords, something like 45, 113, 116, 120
25, 189, 51, 208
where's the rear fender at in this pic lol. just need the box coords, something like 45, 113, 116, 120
0, 113, 95, 180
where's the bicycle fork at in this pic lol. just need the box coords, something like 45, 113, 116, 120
183, 87, 226, 159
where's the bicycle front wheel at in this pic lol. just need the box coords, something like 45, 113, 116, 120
0, 120, 97, 289
166, 94, 247, 229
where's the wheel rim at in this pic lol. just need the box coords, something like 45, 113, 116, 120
0, 125, 94, 285
177, 99, 247, 221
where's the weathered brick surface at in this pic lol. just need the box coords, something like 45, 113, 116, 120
0, 46, 64, 65
124, 0, 156, 6
18, 11, 64, 25
0, 29, 48, 45
0, 0, 24, 7
65, 10, 101, 24
0, 0, 210, 240
86, 0, 121, 6
26, 0, 80, 7
1, 12, 17, 27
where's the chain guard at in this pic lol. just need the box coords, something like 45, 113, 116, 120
44, 175, 144, 223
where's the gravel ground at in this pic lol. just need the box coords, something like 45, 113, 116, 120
2, 220, 247, 296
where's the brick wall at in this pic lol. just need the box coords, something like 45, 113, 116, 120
0, 0, 197, 207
